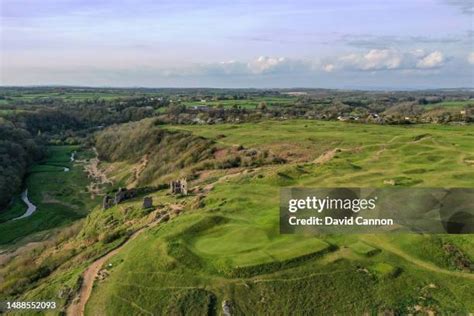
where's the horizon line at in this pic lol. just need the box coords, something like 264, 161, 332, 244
1, 85, 474, 93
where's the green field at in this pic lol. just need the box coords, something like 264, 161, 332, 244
424, 100, 474, 109
0, 90, 163, 106
0, 146, 98, 245
182, 96, 297, 108
78, 121, 474, 314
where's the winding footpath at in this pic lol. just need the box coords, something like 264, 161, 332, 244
66, 220, 161, 316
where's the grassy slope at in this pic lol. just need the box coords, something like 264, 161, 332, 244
83, 121, 474, 315
0, 146, 99, 245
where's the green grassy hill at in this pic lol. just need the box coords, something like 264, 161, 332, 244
2, 120, 473, 314
81, 120, 474, 314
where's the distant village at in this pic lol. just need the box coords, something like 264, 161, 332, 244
157, 93, 474, 125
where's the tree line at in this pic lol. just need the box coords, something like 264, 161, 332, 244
0, 117, 44, 209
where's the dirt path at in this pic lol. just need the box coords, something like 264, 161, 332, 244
313, 148, 341, 164
312, 147, 360, 165
66, 220, 159, 316
360, 236, 474, 280
84, 147, 112, 197
129, 154, 149, 188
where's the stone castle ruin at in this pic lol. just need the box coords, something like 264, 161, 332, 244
170, 178, 188, 195
142, 196, 153, 209
115, 187, 137, 204
102, 187, 138, 210
102, 195, 114, 210
101, 184, 182, 211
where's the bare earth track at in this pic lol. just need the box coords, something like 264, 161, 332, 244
66, 218, 162, 316
66, 223, 474, 316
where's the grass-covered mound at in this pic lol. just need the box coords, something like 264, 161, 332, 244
180, 215, 332, 276
349, 241, 380, 256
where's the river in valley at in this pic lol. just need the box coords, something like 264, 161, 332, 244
11, 151, 76, 220
12, 190, 37, 220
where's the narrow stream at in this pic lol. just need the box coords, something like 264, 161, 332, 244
13, 190, 37, 220
64, 151, 75, 172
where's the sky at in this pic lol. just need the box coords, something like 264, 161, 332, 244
1, 0, 473, 89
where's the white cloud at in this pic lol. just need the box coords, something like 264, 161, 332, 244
364, 49, 402, 70
204, 56, 312, 75
173, 51, 449, 77
214, 60, 248, 75
322, 63, 335, 72
416, 51, 444, 68
30, 52, 452, 85
339, 49, 402, 70
248, 56, 288, 73
164, 56, 313, 77
329, 49, 446, 72
468, 52, 474, 65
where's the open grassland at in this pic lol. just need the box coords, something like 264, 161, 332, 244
0, 91, 159, 105
0, 92, 139, 105
0, 146, 99, 245
424, 100, 474, 109
79, 121, 474, 314
168, 120, 474, 187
